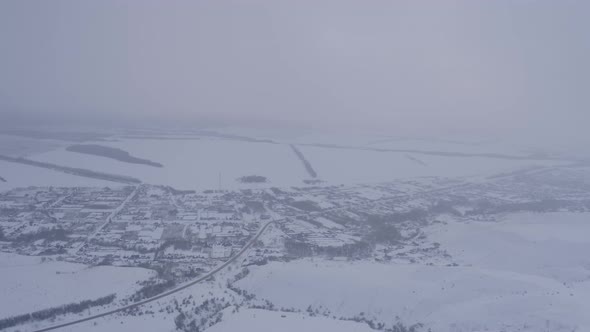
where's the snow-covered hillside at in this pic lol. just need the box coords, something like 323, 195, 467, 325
237, 212, 590, 332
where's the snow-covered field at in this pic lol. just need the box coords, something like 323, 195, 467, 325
298, 145, 563, 184
0, 160, 114, 192
363, 137, 536, 156
427, 212, 590, 289
208, 308, 374, 332
19, 135, 567, 191
237, 212, 590, 332
0, 252, 155, 318
0, 134, 64, 158
56, 310, 175, 332
29, 138, 307, 190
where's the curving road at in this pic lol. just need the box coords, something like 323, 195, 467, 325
31, 220, 276, 332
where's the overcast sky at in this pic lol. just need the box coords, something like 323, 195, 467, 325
1, 0, 589, 140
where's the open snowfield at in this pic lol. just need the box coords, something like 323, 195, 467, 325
237, 212, 590, 332
207, 308, 375, 332
0, 160, 113, 192
55, 311, 175, 332
298, 145, 564, 184
363, 137, 536, 156
3, 132, 570, 190
30, 138, 307, 190
427, 212, 590, 287
0, 134, 64, 158
0, 252, 155, 318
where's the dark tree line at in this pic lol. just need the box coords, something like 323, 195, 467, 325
14, 227, 71, 244
238, 175, 267, 183
289, 200, 321, 212
289, 144, 318, 178
284, 238, 373, 259
0, 294, 116, 330
130, 280, 176, 302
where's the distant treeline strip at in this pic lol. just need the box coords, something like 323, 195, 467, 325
66, 144, 163, 168
0, 294, 116, 330
289, 144, 318, 178
0, 155, 141, 184
0, 175, 6, 182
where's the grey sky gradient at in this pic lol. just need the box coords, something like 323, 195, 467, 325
1, 0, 589, 139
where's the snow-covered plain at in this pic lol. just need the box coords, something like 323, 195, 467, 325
0, 134, 64, 158
298, 145, 564, 184
24, 136, 567, 191
363, 137, 537, 156
237, 212, 590, 332
55, 311, 174, 332
30, 138, 308, 190
207, 308, 375, 332
0, 252, 155, 318
0, 160, 114, 192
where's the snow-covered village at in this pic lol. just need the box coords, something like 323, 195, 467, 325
2, 1, 590, 331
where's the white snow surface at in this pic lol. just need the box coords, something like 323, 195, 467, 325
0, 252, 155, 318
0, 134, 64, 157
30, 138, 307, 190
207, 308, 375, 332
298, 145, 563, 184
237, 212, 590, 332
24, 137, 566, 191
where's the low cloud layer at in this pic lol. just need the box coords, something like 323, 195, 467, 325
1, 0, 589, 140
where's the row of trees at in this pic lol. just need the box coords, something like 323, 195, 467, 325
129, 280, 176, 302
0, 294, 116, 330
14, 227, 71, 244
284, 238, 373, 259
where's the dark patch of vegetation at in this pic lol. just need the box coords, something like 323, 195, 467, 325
0, 175, 6, 182
244, 201, 265, 213
270, 187, 286, 195
167, 186, 196, 195
38, 247, 67, 255
289, 200, 321, 212
284, 238, 372, 259
130, 280, 176, 302
0, 207, 20, 218
83, 204, 112, 209
15, 227, 71, 244
0, 155, 141, 184
365, 215, 403, 245
290, 144, 318, 178
0, 294, 116, 330
67, 144, 163, 167
237, 175, 268, 183
297, 216, 323, 228
389, 322, 425, 332
174, 297, 231, 332
165, 238, 192, 250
